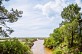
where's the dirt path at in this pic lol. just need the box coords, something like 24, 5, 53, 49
31, 40, 52, 54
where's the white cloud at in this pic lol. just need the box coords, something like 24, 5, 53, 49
35, 0, 82, 18
35, 0, 68, 17
5, 0, 65, 37
4, 0, 57, 37
3, 0, 82, 37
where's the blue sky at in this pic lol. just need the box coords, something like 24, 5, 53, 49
3, 0, 82, 37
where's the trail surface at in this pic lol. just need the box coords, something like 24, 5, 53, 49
31, 40, 52, 54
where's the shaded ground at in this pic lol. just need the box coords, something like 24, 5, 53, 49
31, 40, 52, 54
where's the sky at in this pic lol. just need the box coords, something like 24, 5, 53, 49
2, 0, 82, 37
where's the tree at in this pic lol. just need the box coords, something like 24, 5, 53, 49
61, 4, 81, 23
0, 0, 23, 37
44, 28, 63, 49
44, 4, 82, 54
61, 4, 81, 47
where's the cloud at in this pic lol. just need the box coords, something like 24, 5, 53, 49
4, 0, 65, 37
34, 0, 68, 18
3, 0, 82, 37
35, 0, 82, 18
4, 0, 56, 37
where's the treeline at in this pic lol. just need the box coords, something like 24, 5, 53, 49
25, 38, 37, 48
44, 4, 82, 54
0, 38, 37, 54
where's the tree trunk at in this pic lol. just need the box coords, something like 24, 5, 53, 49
71, 28, 74, 47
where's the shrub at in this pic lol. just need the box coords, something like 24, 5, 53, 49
0, 38, 32, 54
53, 50, 62, 54
25, 38, 37, 48
56, 51, 62, 54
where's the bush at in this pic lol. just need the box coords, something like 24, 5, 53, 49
0, 38, 32, 54
25, 38, 37, 48
44, 36, 62, 49
44, 38, 55, 49
53, 50, 62, 54
56, 51, 62, 54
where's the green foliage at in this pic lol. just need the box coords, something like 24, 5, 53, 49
44, 37, 56, 49
0, 0, 23, 37
61, 4, 81, 23
54, 51, 62, 54
0, 39, 32, 54
44, 28, 63, 49
52, 48, 62, 54
44, 4, 82, 54
61, 4, 81, 47
25, 38, 37, 48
